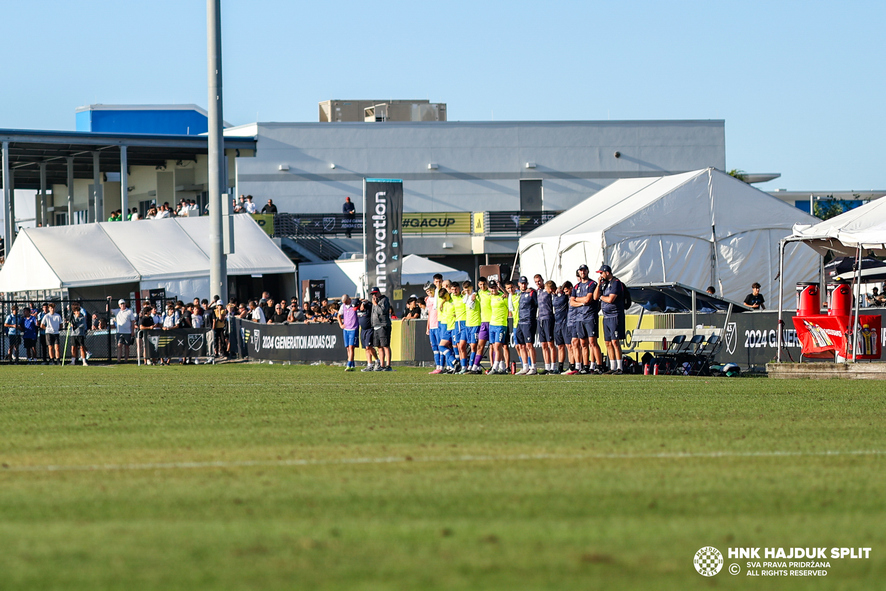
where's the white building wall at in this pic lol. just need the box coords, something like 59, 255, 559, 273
232, 120, 726, 214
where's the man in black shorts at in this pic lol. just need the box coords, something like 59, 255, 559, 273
534, 275, 556, 374
595, 264, 626, 374
369, 287, 393, 371
357, 298, 379, 371
570, 264, 603, 374
68, 301, 90, 366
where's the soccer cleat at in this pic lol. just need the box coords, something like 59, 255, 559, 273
564, 369, 578, 375
515, 368, 529, 376
526, 368, 538, 375
383, 366, 393, 372
612, 369, 623, 375
485, 367, 496, 375
429, 368, 443, 375
547, 368, 559, 375
593, 368, 604, 375
578, 368, 589, 375
82, 359, 88, 366
457, 367, 469, 375
344, 366, 355, 372
361, 366, 375, 372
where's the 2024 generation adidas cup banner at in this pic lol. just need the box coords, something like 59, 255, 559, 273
231, 318, 346, 362
363, 179, 403, 298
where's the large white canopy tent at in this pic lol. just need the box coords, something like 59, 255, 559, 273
517, 168, 820, 309
0, 215, 296, 300
776, 196, 886, 361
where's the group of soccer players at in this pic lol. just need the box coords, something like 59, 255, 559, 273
424, 263, 629, 375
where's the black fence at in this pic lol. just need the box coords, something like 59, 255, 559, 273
1, 299, 116, 364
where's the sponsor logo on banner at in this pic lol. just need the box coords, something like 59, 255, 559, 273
254, 329, 261, 352
364, 179, 403, 295
188, 334, 204, 351
725, 322, 737, 354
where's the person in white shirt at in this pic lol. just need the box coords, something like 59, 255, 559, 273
249, 300, 266, 324
155, 204, 171, 219
244, 195, 257, 214
39, 303, 63, 364
114, 298, 137, 362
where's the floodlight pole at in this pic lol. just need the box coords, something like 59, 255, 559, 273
207, 0, 228, 302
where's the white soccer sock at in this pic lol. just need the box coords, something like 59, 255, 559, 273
616, 359, 623, 370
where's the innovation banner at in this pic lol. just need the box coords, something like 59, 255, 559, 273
230, 317, 346, 362
363, 179, 403, 296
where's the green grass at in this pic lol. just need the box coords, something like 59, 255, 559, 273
0, 365, 884, 590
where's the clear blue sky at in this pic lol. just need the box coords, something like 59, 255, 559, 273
2, 0, 883, 191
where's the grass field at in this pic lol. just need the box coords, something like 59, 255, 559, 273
0, 365, 883, 590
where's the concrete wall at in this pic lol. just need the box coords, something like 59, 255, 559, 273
233, 120, 726, 215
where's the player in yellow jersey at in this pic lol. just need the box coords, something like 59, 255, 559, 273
462, 280, 483, 374
474, 277, 493, 372
486, 280, 511, 374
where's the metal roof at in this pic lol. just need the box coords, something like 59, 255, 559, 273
0, 129, 256, 190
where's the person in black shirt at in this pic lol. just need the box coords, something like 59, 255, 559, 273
261, 199, 278, 214
534, 274, 556, 373
744, 282, 765, 310
357, 298, 380, 371
268, 303, 289, 324
342, 196, 356, 238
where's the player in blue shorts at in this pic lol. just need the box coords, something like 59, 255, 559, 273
338, 294, 359, 371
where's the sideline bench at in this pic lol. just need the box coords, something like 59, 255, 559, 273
624, 328, 720, 357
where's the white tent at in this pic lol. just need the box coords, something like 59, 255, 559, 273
0, 215, 296, 298
299, 254, 470, 300
518, 168, 820, 308
401, 254, 470, 286
789, 197, 886, 257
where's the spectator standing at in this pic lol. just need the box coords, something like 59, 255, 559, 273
37, 303, 50, 363
244, 195, 257, 214
5, 304, 22, 363
744, 282, 766, 310
268, 303, 289, 324
67, 301, 90, 366
342, 196, 356, 238
357, 298, 379, 371
211, 303, 228, 358
22, 307, 39, 363
371, 287, 394, 370
40, 303, 63, 364
249, 300, 266, 324
114, 299, 137, 362
261, 199, 278, 214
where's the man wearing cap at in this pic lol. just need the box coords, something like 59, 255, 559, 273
357, 297, 380, 371
114, 299, 137, 362
370, 287, 393, 371
40, 303, 63, 364
570, 264, 603, 375
595, 264, 626, 374
514, 276, 538, 375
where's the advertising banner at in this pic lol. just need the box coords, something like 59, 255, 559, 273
401, 212, 471, 235
363, 179, 403, 297
231, 317, 346, 362
792, 314, 881, 360
141, 329, 212, 358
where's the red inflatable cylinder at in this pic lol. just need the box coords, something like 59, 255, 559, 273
796, 282, 820, 316
827, 283, 852, 317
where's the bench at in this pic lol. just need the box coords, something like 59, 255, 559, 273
624, 328, 720, 357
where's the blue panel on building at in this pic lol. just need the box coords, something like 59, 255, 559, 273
76, 108, 208, 135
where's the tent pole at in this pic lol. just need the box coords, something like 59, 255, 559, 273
851, 244, 861, 362
776, 239, 785, 363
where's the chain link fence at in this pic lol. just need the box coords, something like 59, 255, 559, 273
1, 299, 116, 364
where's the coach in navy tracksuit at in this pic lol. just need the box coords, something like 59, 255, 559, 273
595, 264, 626, 374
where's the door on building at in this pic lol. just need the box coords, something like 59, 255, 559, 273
520, 179, 543, 212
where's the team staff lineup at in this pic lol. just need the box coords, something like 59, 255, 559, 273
341, 264, 629, 375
